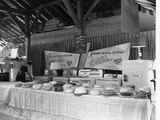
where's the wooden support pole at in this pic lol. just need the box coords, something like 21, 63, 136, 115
121, 0, 140, 33
77, 0, 82, 21
25, 14, 31, 62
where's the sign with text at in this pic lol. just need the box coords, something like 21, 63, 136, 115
85, 43, 130, 70
45, 51, 80, 69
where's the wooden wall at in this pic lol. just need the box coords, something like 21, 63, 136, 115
31, 30, 155, 75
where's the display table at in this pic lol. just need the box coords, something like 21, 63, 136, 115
0, 84, 153, 120
0, 82, 15, 103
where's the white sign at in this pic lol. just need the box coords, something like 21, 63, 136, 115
85, 43, 130, 70
45, 51, 80, 69
10, 48, 18, 58
78, 69, 103, 78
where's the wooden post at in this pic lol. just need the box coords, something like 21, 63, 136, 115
121, 0, 140, 59
25, 14, 31, 62
121, 0, 140, 33
75, 34, 87, 53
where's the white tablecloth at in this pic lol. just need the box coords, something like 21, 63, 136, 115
7, 87, 151, 120
0, 82, 15, 104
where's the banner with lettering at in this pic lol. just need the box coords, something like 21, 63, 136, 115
45, 51, 80, 69
85, 43, 130, 70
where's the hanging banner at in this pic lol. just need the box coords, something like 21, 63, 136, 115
45, 51, 80, 69
85, 43, 130, 70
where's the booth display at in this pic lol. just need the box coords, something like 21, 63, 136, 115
85, 43, 130, 70
0, 43, 155, 120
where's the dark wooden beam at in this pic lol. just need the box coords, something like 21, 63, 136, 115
44, 8, 55, 19
0, 0, 26, 15
0, 0, 60, 17
76, 0, 86, 34
7, 21, 23, 33
32, 12, 43, 23
21, 0, 31, 7
83, 0, 101, 20
77, 0, 82, 21
0, 6, 26, 15
57, 3, 67, 12
62, 0, 80, 26
8, 13, 26, 34
0, 29, 10, 38
0, 0, 16, 8
2, 35, 25, 42
0, 16, 10, 23
10, 0, 25, 9
31, 0, 60, 11
1, 23, 20, 35
0, 24, 15, 36
14, 0, 30, 8
51, 6, 70, 24
121, 0, 140, 33
25, 14, 32, 62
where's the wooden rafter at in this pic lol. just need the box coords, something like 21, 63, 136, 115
44, 8, 54, 18
0, 0, 25, 15
77, 0, 82, 21
51, 6, 69, 24
8, 21, 23, 33
2, 0, 17, 9
8, 13, 26, 34
32, 12, 43, 23
62, 0, 80, 26
0, 6, 26, 15
0, 16, 10, 23
36, 1, 59, 10
3, 35, 25, 42
11, 0, 25, 9
0, 24, 15, 36
83, 0, 101, 20
2, 23, 20, 35
14, 0, 30, 8
21, 0, 31, 7
0, 0, 60, 15
57, 3, 67, 12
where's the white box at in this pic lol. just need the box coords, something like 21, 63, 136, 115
122, 60, 154, 90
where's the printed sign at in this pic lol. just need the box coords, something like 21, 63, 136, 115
85, 43, 130, 70
45, 51, 80, 69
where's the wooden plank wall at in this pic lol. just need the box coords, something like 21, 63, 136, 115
31, 30, 155, 75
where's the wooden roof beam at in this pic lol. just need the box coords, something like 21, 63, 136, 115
8, 21, 23, 33
0, 25, 15, 36
1, 23, 20, 35
31, 0, 60, 12
8, 13, 26, 34
62, 0, 80, 26
83, 0, 101, 21
2, 0, 17, 9
14, 0, 30, 8
44, 8, 55, 19
21, 0, 31, 7
0, 7, 26, 15
2, 35, 25, 41
11, 0, 25, 9
0, 16, 10, 23
77, 0, 82, 21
